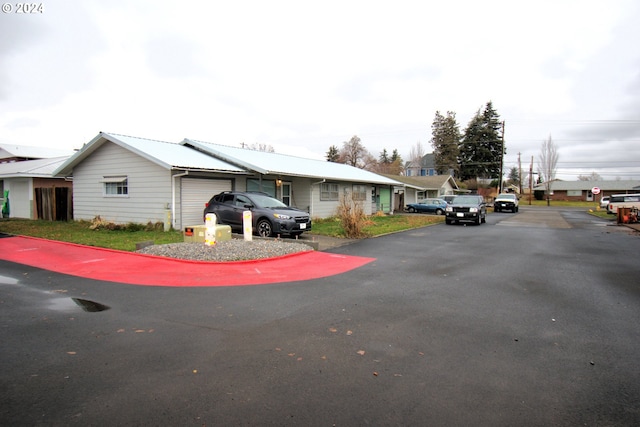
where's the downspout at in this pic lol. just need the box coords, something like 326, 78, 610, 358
172, 171, 189, 230
310, 179, 325, 217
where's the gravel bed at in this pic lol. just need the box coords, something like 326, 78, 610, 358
136, 238, 312, 261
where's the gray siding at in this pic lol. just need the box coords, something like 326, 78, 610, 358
308, 182, 373, 218
72, 143, 172, 224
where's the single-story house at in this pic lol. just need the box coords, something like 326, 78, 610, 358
53, 132, 405, 229
382, 174, 460, 210
0, 156, 73, 220
533, 180, 640, 201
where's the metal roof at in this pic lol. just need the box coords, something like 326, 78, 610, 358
0, 156, 71, 178
53, 133, 247, 177
0, 144, 74, 160
384, 174, 459, 190
182, 138, 403, 185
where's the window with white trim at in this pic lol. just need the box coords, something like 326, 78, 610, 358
102, 176, 128, 196
352, 184, 367, 201
320, 182, 339, 201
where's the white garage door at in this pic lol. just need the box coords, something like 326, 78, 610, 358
181, 178, 231, 228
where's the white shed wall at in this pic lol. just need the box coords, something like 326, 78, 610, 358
4, 178, 33, 219
72, 143, 172, 224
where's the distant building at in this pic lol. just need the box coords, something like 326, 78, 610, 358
533, 180, 640, 201
405, 153, 454, 177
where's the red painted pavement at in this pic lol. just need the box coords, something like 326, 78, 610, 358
0, 236, 375, 287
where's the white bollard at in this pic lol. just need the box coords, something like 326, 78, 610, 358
205, 213, 217, 246
243, 210, 252, 241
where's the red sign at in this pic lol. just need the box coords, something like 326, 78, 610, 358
591, 187, 601, 195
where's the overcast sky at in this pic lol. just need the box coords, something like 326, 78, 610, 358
2, 0, 639, 181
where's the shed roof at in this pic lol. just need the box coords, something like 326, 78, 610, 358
53, 132, 247, 177
182, 138, 402, 185
0, 156, 70, 178
0, 144, 74, 160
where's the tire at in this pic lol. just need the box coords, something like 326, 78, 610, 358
445, 219, 452, 225
476, 215, 482, 225
257, 219, 273, 237
515, 207, 519, 212
494, 207, 500, 213
481, 214, 486, 223
435, 208, 443, 215
408, 207, 416, 213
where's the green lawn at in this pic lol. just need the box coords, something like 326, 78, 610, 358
0, 219, 184, 251
310, 214, 444, 238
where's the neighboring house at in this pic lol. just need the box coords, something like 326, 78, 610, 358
0, 156, 72, 220
384, 174, 460, 209
533, 180, 640, 201
406, 153, 437, 177
53, 132, 404, 229
405, 153, 456, 178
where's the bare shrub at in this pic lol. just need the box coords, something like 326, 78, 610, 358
336, 192, 366, 238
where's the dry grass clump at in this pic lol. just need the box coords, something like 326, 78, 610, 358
336, 193, 366, 238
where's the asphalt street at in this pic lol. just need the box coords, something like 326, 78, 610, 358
1, 207, 639, 426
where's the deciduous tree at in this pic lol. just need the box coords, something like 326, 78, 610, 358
538, 135, 559, 206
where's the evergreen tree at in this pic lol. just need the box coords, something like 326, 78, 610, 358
379, 148, 390, 165
390, 149, 401, 163
326, 145, 340, 162
430, 111, 461, 176
458, 101, 504, 181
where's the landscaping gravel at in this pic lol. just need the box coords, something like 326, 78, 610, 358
136, 238, 312, 261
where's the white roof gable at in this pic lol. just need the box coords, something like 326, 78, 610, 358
54, 133, 247, 176
183, 138, 402, 185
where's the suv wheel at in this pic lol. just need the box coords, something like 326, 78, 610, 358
257, 219, 273, 237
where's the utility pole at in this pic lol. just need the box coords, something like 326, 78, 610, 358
529, 155, 534, 205
499, 121, 505, 194
518, 152, 522, 195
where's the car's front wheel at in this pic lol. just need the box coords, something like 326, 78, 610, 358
257, 219, 273, 237
435, 208, 443, 215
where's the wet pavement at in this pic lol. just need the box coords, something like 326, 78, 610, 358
1, 208, 639, 426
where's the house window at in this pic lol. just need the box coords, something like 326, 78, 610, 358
247, 178, 276, 198
352, 184, 367, 201
102, 176, 128, 196
567, 190, 582, 197
320, 183, 339, 201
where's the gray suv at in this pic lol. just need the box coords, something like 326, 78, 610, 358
445, 195, 487, 225
203, 191, 312, 237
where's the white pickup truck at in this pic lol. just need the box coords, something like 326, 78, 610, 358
494, 193, 519, 213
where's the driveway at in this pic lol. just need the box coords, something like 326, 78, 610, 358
1, 207, 639, 426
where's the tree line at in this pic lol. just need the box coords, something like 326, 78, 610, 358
325, 101, 506, 183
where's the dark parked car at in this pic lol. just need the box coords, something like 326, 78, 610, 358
445, 195, 487, 225
203, 191, 311, 237
406, 198, 448, 215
